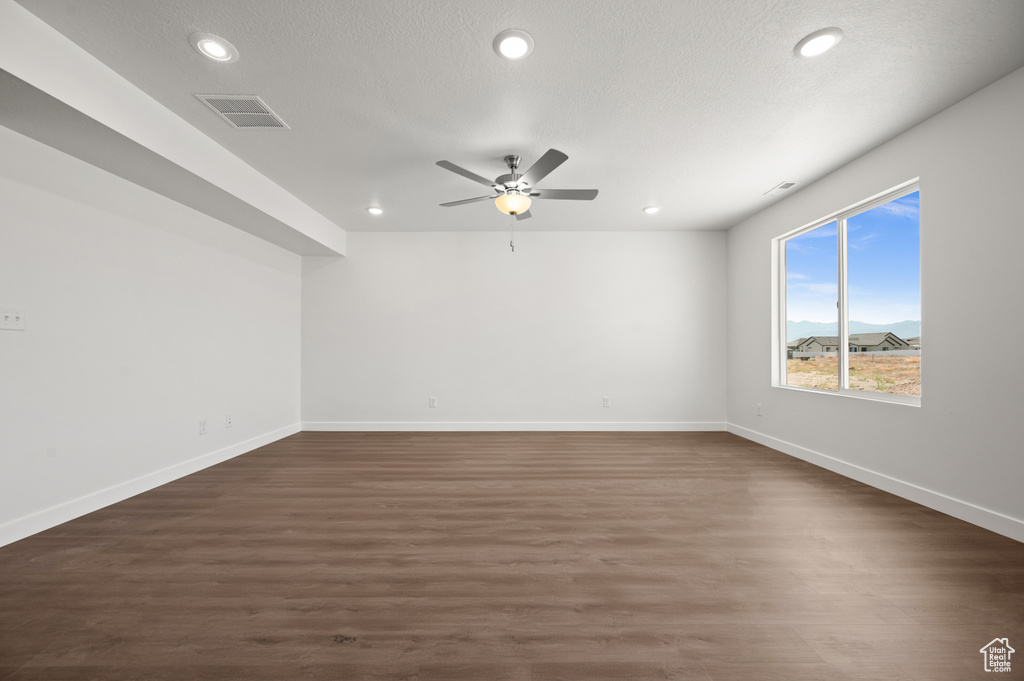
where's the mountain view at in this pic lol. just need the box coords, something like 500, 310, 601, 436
787, 320, 921, 342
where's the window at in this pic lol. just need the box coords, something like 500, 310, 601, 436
776, 181, 920, 404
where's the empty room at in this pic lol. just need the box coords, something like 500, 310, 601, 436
2, 1, 1023, 679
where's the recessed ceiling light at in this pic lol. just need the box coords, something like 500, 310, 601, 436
794, 27, 843, 58
189, 32, 239, 63
642, 206, 661, 215
366, 207, 384, 215
493, 29, 535, 61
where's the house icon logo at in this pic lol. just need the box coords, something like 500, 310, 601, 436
980, 638, 1014, 672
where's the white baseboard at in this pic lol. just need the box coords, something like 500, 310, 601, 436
0, 423, 301, 549
303, 421, 728, 432
16, 422, 1013, 550
727, 423, 1024, 544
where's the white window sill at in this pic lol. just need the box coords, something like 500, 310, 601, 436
773, 383, 921, 407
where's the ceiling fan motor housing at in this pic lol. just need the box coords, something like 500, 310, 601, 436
498, 155, 525, 189
496, 173, 527, 189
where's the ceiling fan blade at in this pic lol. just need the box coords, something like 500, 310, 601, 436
519, 149, 568, 187
515, 209, 533, 221
529, 189, 599, 201
439, 195, 497, 207
436, 160, 497, 188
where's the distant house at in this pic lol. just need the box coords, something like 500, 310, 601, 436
788, 332, 913, 356
791, 336, 840, 353
905, 336, 921, 349
847, 332, 910, 352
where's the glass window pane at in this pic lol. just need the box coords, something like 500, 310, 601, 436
846, 191, 920, 396
785, 222, 838, 391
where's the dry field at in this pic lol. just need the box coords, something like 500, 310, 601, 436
786, 355, 920, 396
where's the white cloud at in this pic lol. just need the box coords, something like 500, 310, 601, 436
805, 283, 837, 295
877, 195, 920, 220
785, 299, 838, 323
849, 232, 878, 251
847, 301, 922, 325
848, 293, 920, 324
787, 272, 808, 280
788, 281, 839, 321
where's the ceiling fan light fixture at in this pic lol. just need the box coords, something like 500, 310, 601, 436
495, 192, 532, 215
493, 29, 534, 60
794, 27, 843, 58
189, 32, 239, 63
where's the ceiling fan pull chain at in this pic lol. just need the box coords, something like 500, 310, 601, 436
510, 213, 515, 252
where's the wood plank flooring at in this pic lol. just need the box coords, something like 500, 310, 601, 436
1, 432, 1022, 680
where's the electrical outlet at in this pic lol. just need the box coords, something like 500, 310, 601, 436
756, 403, 763, 417
1, 308, 26, 331
226, 414, 233, 428
199, 420, 207, 435
603, 396, 611, 408
428, 396, 437, 408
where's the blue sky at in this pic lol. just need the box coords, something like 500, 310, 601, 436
786, 191, 920, 325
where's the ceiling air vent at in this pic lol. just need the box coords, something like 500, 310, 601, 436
763, 181, 797, 197
195, 94, 289, 129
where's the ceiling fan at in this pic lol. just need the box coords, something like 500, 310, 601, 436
436, 149, 598, 220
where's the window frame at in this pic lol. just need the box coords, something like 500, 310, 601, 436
772, 179, 921, 407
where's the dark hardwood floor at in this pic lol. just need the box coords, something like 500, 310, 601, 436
1, 432, 1022, 680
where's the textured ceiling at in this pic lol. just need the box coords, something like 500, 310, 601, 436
13, 0, 1024, 232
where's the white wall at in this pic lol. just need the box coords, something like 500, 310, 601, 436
302, 230, 727, 430
0, 127, 302, 546
8, 62, 1021, 547
726, 66, 1024, 541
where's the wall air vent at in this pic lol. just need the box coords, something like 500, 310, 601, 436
195, 95, 289, 129
764, 181, 797, 197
